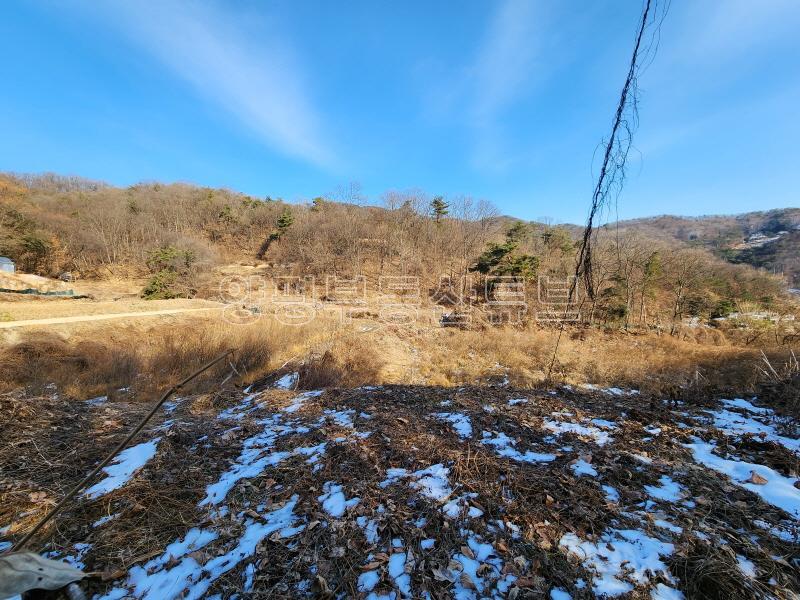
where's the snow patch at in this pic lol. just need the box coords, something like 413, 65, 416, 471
356, 516, 380, 544
571, 459, 597, 477
283, 390, 323, 413
98, 497, 304, 600
93, 513, 120, 528
380, 464, 485, 520
47, 542, 92, 569
559, 529, 675, 596
200, 415, 296, 506
217, 393, 260, 421
274, 372, 298, 389
84, 438, 160, 499
722, 398, 771, 414
651, 583, 685, 599
408, 464, 452, 501
388, 549, 411, 597
325, 408, 356, 428
752, 519, 800, 542
736, 554, 757, 579
358, 568, 381, 593
686, 438, 800, 518
653, 519, 682, 535
433, 412, 473, 439
448, 530, 516, 598
542, 419, 612, 446
705, 401, 800, 455
602, 485, 620, 503
443, 493, 483, 519
645, 476, 683, 503
319, 481, 360, 517
481, 431, 556, 463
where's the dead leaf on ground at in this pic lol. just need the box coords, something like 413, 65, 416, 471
448, 559, 464, 572
746, 471, 768, 485
460, 572, 476, 590
315, 574, 333, 597
432, 567, 454, 582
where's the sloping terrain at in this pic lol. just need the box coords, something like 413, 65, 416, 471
1, 173, 794, 313
728, 230, 800, 289
602, 209, 800, 286
603, 209, 800, 248
1, 380, 799, 599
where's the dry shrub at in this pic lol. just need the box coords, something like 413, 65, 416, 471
756, 351, 800, 417
670, 542, 760, 600
143, 325, 274, 386
411, 323, 800, 399
298, 334, 384, 389
0, 316, 335, 400
0, 332, 142, 398
425, 327, 551, 386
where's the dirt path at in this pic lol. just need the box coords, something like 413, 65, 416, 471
0, 307, 219, 328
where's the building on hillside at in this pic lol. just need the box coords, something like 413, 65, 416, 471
0, 256, 15, 273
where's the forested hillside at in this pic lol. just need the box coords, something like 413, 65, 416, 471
0, 173, 792, 330
606, 209, 800, 285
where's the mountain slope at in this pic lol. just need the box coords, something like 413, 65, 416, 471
601, 208, 800, 285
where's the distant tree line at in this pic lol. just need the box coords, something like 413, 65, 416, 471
0, 173, 788, 329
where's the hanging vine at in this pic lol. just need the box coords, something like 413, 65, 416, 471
547, 0, 670, 379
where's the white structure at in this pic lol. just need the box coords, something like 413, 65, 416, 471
0, 257, 15, 273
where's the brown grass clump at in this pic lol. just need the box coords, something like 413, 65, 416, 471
298, 333, 385, 389
670, 542, 766, 600
0, 333, 142, 398
755, 351, 800, 416
413, 324, 799, 402
0, 315, 337, 400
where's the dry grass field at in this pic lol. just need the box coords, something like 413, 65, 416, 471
1, 294, 796, 401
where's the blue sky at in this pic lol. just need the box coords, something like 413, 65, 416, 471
1, 0, 798, 224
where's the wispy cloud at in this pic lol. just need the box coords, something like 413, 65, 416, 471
466, 0, 546, 172
471, 0, 541, 122
91, 1, 334, 168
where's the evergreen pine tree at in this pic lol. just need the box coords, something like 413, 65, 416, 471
430, 196, 449, 225
276, 207, 294, 234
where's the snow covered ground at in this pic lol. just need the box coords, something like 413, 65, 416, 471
3, 386, 799, 599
